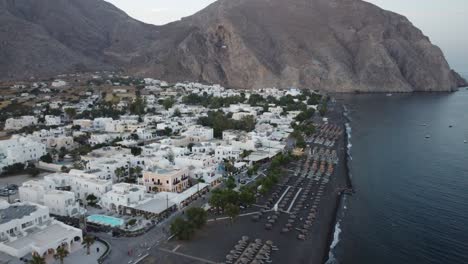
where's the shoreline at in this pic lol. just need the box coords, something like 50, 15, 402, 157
322, 103, 354, 264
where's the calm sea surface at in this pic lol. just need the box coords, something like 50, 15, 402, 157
330, 88, 468, 264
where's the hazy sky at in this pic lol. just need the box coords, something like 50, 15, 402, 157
105, 0, 468, 73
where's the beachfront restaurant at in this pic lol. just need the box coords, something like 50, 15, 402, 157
169, 182, 210, 209
123, 195, 178, 221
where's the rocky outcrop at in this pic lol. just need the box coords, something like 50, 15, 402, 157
0, 0, 465, 92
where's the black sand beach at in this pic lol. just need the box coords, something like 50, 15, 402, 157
144, 102, 349, 264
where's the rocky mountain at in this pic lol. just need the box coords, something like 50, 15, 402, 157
0, 0, 466, 92
0, 0, 157, 79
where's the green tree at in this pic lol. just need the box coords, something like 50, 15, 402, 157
225, 176, 237, 190
54, 246, 69, 264
240, 150, 253, 159
127, 218, 137, 227
82, 235, 95, 255
223, 159, 236, 176
209, 189, 224, 213
39, 154, 53, 163
130, 133, 140, 141
114, 167, 126, 182
319, 103, 327, 116
29, 254, 46, 264
187, 143, 195, 152
58, 147, 68, 160
170, 217, 195, 240
26, 165, 40, 177
131, 147, 142, 156
60, 165, 69, 173
0, 163, 25, 175
86, 194, 98, 206
186, 207, 208, 229
65, 107, 77, 119
129, 96, 146, 115
239, 188, 255, 206
166, 149, 175, 163
296, 135, 306, 149
225, 203, 240, 225
162, 97, 175, 110
173, 108, 181, 117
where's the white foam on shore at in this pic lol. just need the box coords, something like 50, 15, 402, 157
346, 122, 352, 161
325, 193, 349, 264
325, 221, 342, 264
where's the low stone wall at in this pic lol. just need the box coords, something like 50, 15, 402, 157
37, 161, 63, 172
96, 236, 111, 264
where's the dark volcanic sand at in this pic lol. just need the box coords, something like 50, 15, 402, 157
145, 103, 348, 264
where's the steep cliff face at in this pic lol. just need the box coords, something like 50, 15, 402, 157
0, 0, 157, 79
131, 0, 465, 92
0, 0, 465, 92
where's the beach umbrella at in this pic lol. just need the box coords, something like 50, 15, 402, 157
266, 240, 273, 246
255, 238, 262, 244
242, 235, 249, 241
226, 254, 234, 260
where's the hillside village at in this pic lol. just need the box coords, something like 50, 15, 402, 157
0, 73, 329, 263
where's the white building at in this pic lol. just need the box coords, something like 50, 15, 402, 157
28, 133, 74, 150
215, 145, 241, 162
191, 142, 217, 155
44, 170, 112, 201
89, 133, 129, 146
0, 137, 46, 172
93, 118, 113, 130
44, 115, 61, 126
51, 79, 67, 87
0, 201, 82, 258
19, 180, 82, 217
73, 119, 93, 130
181, 125, 214, 142
100, 183, 150, 213
4, 116, 38, 130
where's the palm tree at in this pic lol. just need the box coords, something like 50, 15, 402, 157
114, 167, 126, 183
29, 254, 46, 264
54, 246, 69, 264
82, 235, 95, 255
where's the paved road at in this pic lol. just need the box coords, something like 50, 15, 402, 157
93, 191, 213, 264
94, 157, 275, 263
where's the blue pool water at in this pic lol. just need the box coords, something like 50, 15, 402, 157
87, 214, 124, 227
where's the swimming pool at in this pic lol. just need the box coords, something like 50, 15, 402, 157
87, 214, 124, 227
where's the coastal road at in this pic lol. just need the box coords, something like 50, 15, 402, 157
93, 190, 214, 264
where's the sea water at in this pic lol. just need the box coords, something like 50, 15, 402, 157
330, 89, 468, 264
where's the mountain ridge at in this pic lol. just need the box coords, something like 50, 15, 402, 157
0, 0, 466, 92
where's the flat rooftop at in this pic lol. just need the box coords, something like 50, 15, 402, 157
134, 197, 176, 215
5, 222, 80, 252
0, 204, 37, 225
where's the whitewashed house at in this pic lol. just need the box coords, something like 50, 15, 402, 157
4, 116, 38, 130
44, 115, 61, 126
0, 201, 82, 259
0, 137, 46, 172
19, 181, 82, 217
